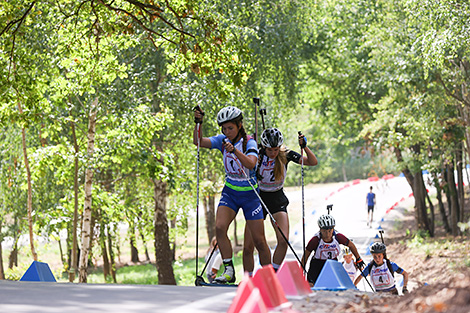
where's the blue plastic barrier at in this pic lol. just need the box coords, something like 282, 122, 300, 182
312, 259, 356, 291
20, 261, 56, 282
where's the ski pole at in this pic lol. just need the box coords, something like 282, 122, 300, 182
224, 139, 308, 273
298, 131, 306, 272
259, 108, 266, 130
357, 263, 376, 293
253, 97, 260, 143
327, 204, 333, 215
378, 229, 389, 259
350, 238, 371, 292
193, 105, 204, 283
195, 243, 219, 285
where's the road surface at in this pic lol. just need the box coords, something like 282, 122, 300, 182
0, 176, 416, 312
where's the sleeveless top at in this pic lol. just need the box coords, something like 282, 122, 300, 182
258, 149, 301, 192
363, 259, 403, 291
367, 192, 375, 206
306, 231, 349, 260
210, 134, 258, 190
369, 262, 396, 290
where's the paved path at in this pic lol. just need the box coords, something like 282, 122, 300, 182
285, 176, 415, 292
0, 176, 416, 312
0, 280, 237, 313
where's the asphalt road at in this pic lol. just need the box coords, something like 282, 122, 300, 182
0, 176, 416, 312
0, 280, 237, 313
285, 176, 414, 292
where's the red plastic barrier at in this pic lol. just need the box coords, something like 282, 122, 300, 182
252, 265, 288, 309
227, 274, 256, 313
276, 261, 311, 296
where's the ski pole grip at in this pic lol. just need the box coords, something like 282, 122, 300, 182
193, 105, 205, 124
298, 131, 307, 149
223, 138, 235, 153
253, 97, 260, 104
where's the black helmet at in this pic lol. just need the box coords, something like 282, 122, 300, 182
370, 242, 386, 254
318, 214, 335, 229
261, 128, 284, 148
217, 106, 243, 126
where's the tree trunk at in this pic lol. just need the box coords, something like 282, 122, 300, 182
456, 143, 465, 223
0, 218, 4, 280
17, 101, 38, 262
446, 161, 460, 236
78, 97, 98, 283
434, 172, 451, 234
100, 218, 110, 281
9, 231, 18, 269
465, 145, 470, 187
455, 67, 470, 174
425, 188, 435, 237
204, 195, 216, 245
130, 225, 140, 263
413, 171, 431, 233
170, 218, 176, 262
107, 226, 117, 283
394, 146, 432, 234
58, 237, 65, 266
233, 219, 239, 246
140, 232, 151, 262
152, 178, 176, 285
69, 119, 80, 282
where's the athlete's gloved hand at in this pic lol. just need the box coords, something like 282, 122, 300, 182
402, 286, 409, 294
193, 105, 205, 124
298, 134, 307, 149
223, 139, 235, 153
355, 258, 365, 270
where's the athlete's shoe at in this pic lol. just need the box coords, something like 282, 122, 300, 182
214, 265, 236, 284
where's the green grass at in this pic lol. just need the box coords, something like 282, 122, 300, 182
84, 254, 244, 285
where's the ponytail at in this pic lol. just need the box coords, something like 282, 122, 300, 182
256, 146, 265, 180
273, 147, 287, 182
239, 123, 248, 153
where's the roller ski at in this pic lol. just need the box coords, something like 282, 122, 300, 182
194, 275, 238, 287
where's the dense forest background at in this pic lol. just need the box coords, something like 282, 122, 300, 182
1, 0, 469, 284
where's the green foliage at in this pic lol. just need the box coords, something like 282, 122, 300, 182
1, 0, 470, 279
84, 254, 244, 285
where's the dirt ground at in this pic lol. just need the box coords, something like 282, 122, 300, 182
290, 207, 470, 313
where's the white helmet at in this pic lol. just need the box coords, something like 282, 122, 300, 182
318, 214, 335, 229
342, 247, 352, 255
261, 128, 284, 148
217, 106, 243, 126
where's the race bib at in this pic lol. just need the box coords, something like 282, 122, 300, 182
370, 264, 395, 290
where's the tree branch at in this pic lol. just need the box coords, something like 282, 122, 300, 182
97, 0, 195, 44
436, 72, 469, 106
124, 0, 164, 13
0, 2, 36, 37
1, 2, 37, 78
96, 0, 177, 45
164, 0, 185, 35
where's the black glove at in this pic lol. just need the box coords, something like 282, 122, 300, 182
193, 105, 205, 124
402, 286, 409, 294
355, 258, 365, 270
223, 139, 235, 153
299, 134, 307, 149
